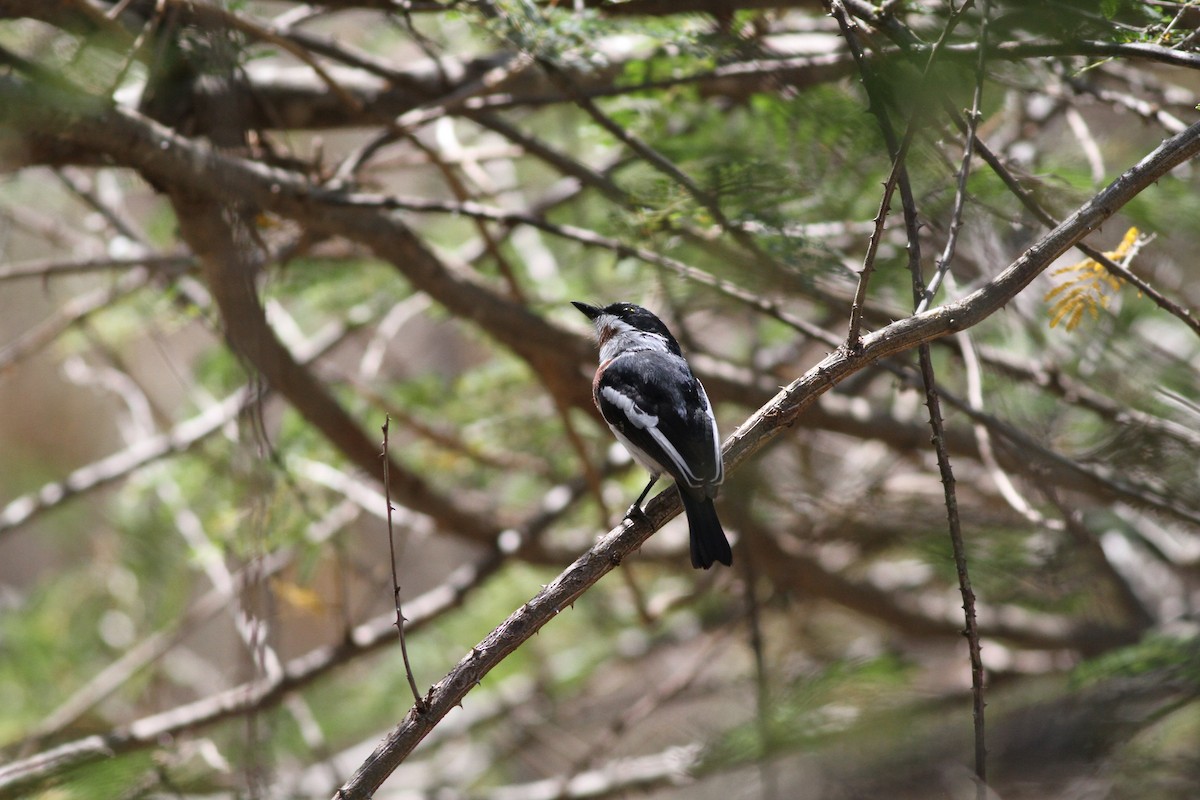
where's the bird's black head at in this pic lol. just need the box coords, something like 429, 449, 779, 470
572, 301, 682, 355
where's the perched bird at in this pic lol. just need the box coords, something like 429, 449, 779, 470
573, 301, 732, 568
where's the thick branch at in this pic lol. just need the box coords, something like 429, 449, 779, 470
168, 191, 501, 544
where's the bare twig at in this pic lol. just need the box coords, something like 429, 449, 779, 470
0, 253, 193, 282
916, 346, 987, 794
846, 122, 916, 349
919, 0, 990, 313
922, 23, 993, 779
381, 416, 427, 711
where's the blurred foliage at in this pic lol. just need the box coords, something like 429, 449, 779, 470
1073, 634, 1200, 688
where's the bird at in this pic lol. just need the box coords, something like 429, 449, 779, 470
573, 301, 732, 569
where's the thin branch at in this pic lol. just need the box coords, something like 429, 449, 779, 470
826, 0, 927, 305
0, 253, 193, 283
919, 0, 990, 313
844, 0, 975, 341
0, 267, 151, 374
381, 416, 426, 711
916, 345, 987, 793
846, 122, 916, 349
55, 167, 149, 243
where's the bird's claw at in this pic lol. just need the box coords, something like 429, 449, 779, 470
624, 503, 649, 524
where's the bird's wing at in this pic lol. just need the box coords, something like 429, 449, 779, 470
595, 351, 721, 489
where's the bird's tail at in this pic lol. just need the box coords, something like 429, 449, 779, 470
679, 489, 732, 569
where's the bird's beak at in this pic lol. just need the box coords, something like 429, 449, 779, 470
572, 301, 602, 321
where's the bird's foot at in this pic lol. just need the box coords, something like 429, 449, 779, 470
624, 502, 650, 525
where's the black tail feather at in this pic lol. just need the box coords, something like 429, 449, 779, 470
679, 489, 732, 569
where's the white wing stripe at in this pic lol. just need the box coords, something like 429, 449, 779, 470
599, 385, 658, 429
601, 385, 718, 488
699, 383, 723, 485
647, 425, 703, 486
